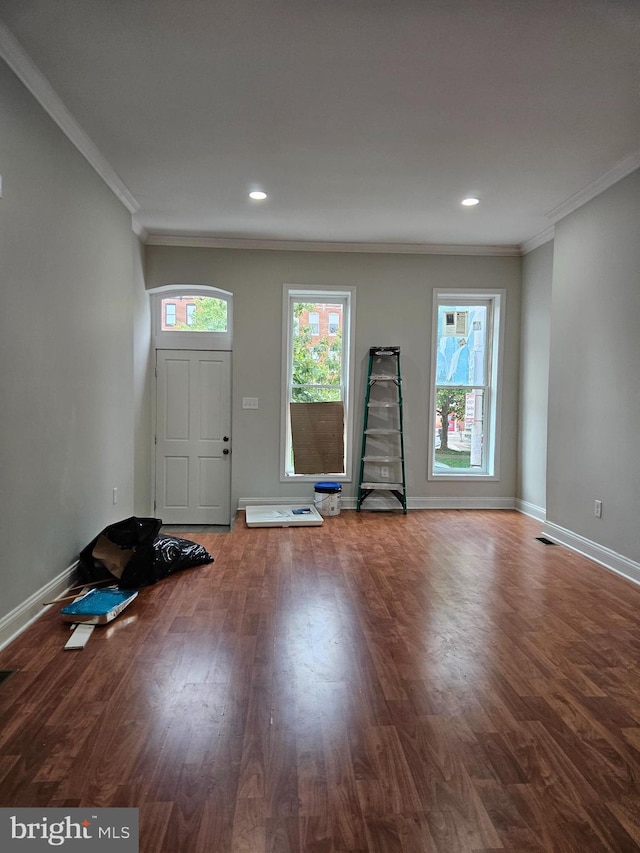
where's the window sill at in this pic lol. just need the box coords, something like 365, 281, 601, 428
428, 472, 499, 482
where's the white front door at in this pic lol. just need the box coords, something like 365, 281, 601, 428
155, 350, 231, 525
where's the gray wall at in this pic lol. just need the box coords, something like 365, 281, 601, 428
0, 60, 142, 622
547, 169, 640, 563
133, 238, 153, 515
518, 240, 553, 516
145, 247, 522, 510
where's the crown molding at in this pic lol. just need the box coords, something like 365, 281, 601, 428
545, 150, 640, 224
0, 21, 139, 215
131, 218, 148, 242
144, 233, 521, 256
520, 226, 555, 255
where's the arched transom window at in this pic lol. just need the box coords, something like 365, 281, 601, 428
152, 286, 233, 350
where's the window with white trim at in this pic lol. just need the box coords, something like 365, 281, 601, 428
281, 286, 356, 481
429, 290, 504, 479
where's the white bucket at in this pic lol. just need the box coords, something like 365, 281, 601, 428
314, 482, 341, 516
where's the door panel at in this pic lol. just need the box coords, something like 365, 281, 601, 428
164, 456, 189, 508
198, 457, 219, 506
155, 350, 231, 524
165, 359, 190, 438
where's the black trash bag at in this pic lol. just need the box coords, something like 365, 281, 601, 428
78, 516, 213, 588
152, 535, 213, 581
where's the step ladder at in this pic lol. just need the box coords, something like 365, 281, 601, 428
357, 346, 407, 513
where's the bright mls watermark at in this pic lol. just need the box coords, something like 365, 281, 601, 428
0, 809, 138, 851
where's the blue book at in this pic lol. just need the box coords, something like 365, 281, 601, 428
60, 588, 138, 624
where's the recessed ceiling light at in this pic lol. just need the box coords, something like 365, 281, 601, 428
249, 190, 267, 200
461, 197, 480, 206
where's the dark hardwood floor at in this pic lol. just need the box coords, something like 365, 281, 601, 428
1, 510, 640, 852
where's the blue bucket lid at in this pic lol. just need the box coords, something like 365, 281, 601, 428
314, 481, 342, 492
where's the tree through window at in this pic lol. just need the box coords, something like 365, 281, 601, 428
282, 288, 355, 479
160, 295, 227, 331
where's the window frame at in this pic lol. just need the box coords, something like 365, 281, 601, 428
152, 285, 233, 350
428, 289, 505, 481
281, 284, 356, 483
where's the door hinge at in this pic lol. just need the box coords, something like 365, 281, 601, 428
154, 435, 157, 445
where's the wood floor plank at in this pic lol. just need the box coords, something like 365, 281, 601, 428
353, 725, 422, 817
605, 797, 640, 847
1, 510, 640, 851
321, 723, 368, 851
230, 796, 267, 853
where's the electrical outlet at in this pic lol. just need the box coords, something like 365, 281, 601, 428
380, 466, 389, 479
594, 499, 602, 518
242, 397, 259, 409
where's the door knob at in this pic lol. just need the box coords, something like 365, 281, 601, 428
223, 448, 230, 455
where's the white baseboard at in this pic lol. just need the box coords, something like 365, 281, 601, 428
515, 499, 546, 522
238, 496, 516, 511
541, 521, 640, 588
0, 561, 78, 652
408, 496, 516, 510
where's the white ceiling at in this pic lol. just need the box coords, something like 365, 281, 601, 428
1, 0, 639, 251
